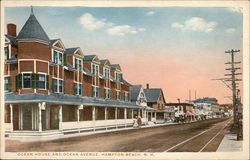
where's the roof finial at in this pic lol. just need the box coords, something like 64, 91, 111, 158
31, 6, 34, 15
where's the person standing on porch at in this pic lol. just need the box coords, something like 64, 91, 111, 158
133, 116, 138, 128
137, 116, 142, 128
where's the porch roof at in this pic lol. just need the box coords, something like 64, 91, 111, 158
5, 93, 144, 109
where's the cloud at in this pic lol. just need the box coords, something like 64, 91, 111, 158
171, 17, 217, 33
79, 13, 112, 31
226, 28, 236, 33
146, 11, 155, 16
107, 25, 146, 36
79, 13, 145, 36
226, 7, 243, 13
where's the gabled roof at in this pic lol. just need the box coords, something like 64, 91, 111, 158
50, 39, 59, 45
100, 59, 111, 66
84, 55, 97, 61
122, 79, 131, 86
144, 88, 165, 103
130, 85, 142, 101
17, 12, 50, 43
50, 39, 66, 50
110, 64, 121, 71
5, 34, 16, 44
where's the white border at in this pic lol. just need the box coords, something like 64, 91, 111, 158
0, 1, 249, 160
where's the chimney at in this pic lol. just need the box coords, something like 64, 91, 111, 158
7, 24, 17, 37
146, 83, 149, 89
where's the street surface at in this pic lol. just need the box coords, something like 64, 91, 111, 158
6, 118, 232, 152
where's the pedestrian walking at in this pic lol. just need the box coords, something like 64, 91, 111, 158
137, 116, 142, 128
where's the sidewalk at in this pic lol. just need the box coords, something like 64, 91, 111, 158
216, 134, 242, 152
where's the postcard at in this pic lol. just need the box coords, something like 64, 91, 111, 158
1, 0, 249, 159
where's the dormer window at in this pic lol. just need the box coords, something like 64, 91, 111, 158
115, 71, 122, 82
74, 57, 82, 70
103, 67, 110, 79
91, 63, 99, 76
53, 50, 63, 65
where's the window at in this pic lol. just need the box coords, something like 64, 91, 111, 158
104, 88, 110, 99
53, 50, 63, 65
115, 72, 122, 82
38, 74, 46, 89
91, 63, 99, 76
103, 67, 110, 79
53, 78, 64, 93
116, 91, 121, 100
4, 46, 9, 60
4, 77, 10, 91
74, 57, 82, 70
23, 73, 31, 88
74, 83, 83, 95
92, 86, 99, 98
125, 92, 129, 101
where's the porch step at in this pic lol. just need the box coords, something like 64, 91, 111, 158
6, 130, 64, 141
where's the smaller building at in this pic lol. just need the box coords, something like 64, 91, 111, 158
144, 84, 167, 123
130, 85, 156, 123
165, 103, 195, 123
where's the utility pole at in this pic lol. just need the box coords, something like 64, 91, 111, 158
225, 49, 241, 128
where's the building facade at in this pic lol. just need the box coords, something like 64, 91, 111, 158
4, 9, 146, 140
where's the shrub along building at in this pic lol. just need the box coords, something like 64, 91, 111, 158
4, 9, 146, 139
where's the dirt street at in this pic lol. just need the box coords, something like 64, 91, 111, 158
5, 118, 231, 152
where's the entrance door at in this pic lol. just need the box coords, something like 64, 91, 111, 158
148, 112, 151, 121
22, 105, 32, 130
50, 106, 59, 129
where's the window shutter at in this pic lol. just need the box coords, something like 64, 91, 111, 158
63, 54, 67, 66
36, 74, 39, 88
16, 74, 22, 90
63, 80, 65, 93
31, 73, 36, 89
104, 89, 106, 99
82, 84, 84, 96
52, 79, 55, 93
46, 75, 49, 90
73, 83, 77, 95
8, 76, 11, 92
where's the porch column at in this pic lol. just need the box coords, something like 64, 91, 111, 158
115, 107, 117, 128
77, 106, 80, 122
10, 104, 13, 131
105, 107, 107, 120
132, 109, 134, 119
124, 108, 127, 127
38, 103, 43, 132
59, 105, 62, 130
92, 106, 96, 131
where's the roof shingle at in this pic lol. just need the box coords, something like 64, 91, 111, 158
17, 13, 50, 42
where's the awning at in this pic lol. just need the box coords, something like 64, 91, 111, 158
5, 93, 144, 109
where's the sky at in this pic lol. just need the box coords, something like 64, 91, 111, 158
5, 7, 243, 104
